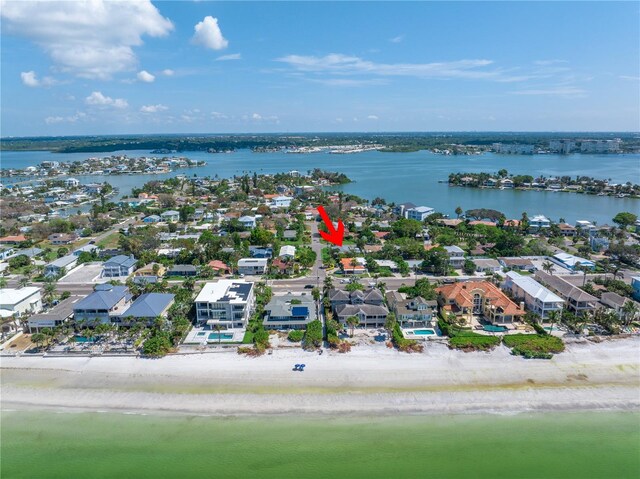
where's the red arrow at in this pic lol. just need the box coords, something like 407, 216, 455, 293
317, 205, 344, 246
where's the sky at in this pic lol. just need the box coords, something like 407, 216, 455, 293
1, 1, 639, 136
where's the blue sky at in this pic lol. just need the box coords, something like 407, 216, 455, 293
1, 1, 639, 136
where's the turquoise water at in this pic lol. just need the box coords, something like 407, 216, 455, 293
483, 325, 508, 333
74, 336, 96, 343
412, 329, 436, 335
208, 332, 233, 341
1, 149, 638, 223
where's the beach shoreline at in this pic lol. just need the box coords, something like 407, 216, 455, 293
2, 337, 639, 418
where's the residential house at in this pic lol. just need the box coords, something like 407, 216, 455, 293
600, 292, 634, 319
271, 196, 293, 208
0, 287, 42, 317
238, 215, 257, 229
535, 271, 598, 315
552, 252, 595, 271
207, 260, 231, 275
436, 280, 525, 326
558, 223, 577, 236
249, 246, 273, 258
160, 210, 180, 222
167, 264, 198, 277
472, 258, 502, 273
393, 202, 416, 218
102, 255, 137, 278
48, 233, 78, 245
270, 257, 294, 275
386, 291, 437, 328
529, 215, 551, 231
405, 206, 435, 221
632, 276, 640, 302
73, 284, 132, 324
28, 295, 81, 332
45, 254, 78, 278
498, 257, 536, 272
279, 245, 296, 259
443, 245, 465, 269
65, 178, 80, 188
340, 257, 366, 274
237, 258, 268, 275
116, 293, 174, 326
328, 288, 388, 327
282, 230, 297, 240
195, 280, 255, 329
504, 272, 564, 319
143, 214, 161, 223
0, 247, 15, 260
73, 244, 98, 256
0, 235, 28, 245
263, 294, 317, 330
589, 235, 610, 252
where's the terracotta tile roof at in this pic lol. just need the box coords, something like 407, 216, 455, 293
436, 280, 524, 317
207, 260, 230, 272
340, 258, 365, 271
0, 235, 27, 243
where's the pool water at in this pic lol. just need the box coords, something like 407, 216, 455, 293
208, 333, 233, 341
483, 325, 508, 333
412, 329, 435, 336
74, 336, 96, 343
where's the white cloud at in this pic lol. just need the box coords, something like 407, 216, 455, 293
21, 71, 39, 87
389, 35, 404, 43
1, 0, 173, 79
308, 78, 388, 87
192, 16, 228, 50
140, 104, 168, 113
85, 91, 129, 109
510, 86, 587, 97
534, 60, 568, 66
44, 111, 86, 124
161, 69, 175, 76
216, 53, 241, 61
277, 53, 500, 80
211, 111, 228, 119
20, 70, 56, 87
619, 75, 640, 81
367, 115, 379, 120
248, 112, 279, 123
335, 117, 343, 123
137, 70, 155, 83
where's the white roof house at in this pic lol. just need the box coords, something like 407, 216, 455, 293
553, 252, 595, 271
0, 287, 43, 317
504, 271, 564, 319
279, 245, 296, 258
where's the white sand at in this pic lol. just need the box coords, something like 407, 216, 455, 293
2, 337, 639, 416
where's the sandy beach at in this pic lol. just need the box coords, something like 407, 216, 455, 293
2, 337, 639, 417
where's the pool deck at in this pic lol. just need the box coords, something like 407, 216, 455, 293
402, 328, 441, 340
183, 327, 245, 345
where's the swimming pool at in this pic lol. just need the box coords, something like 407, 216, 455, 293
74, 336, 96, 343
483, 325, 508, 333
208, 332, 234, 341
412, 329, 436, 336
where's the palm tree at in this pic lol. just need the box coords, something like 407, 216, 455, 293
541, 260, 554, 275
18, 276, 30, 288
43, 281, 57, 305
213, 324, 224, 346
622, 301, 638, 327
0, 276, 7, 289
346, 315, 359, 338
546, 310, 560, 335
385, 312, 397, 340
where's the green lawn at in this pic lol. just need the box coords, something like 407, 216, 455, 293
97, 232, 120, 249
